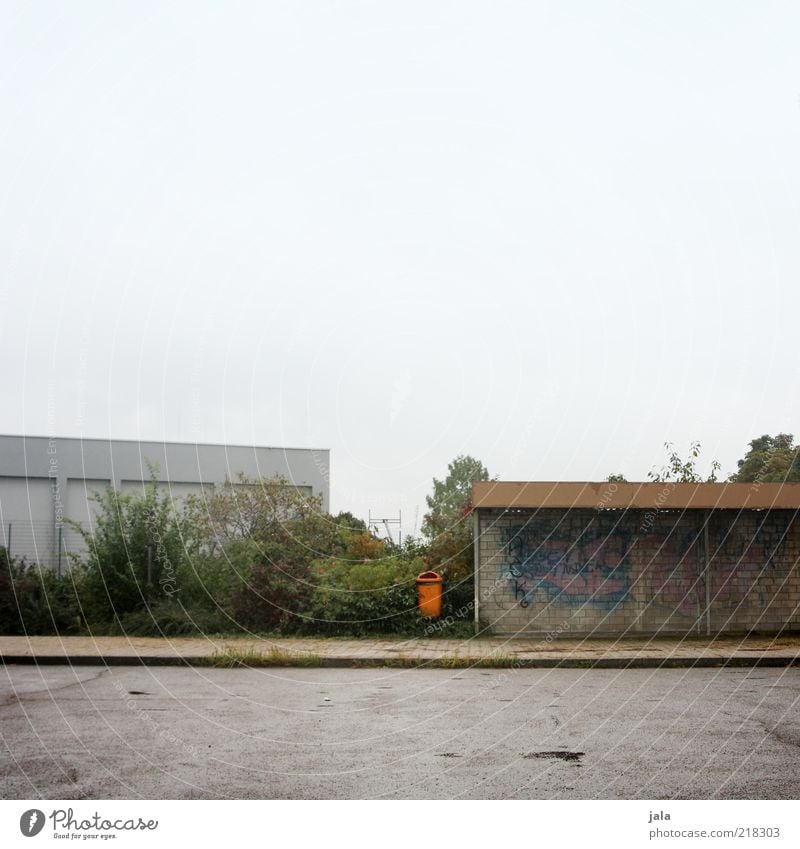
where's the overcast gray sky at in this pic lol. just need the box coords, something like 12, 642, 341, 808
1, 1, 799, 533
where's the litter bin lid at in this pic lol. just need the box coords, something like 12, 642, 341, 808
417, 570, 442, 582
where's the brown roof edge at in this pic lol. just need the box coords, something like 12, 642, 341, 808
471, 481, 800, 511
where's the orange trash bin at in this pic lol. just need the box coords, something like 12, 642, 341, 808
417, 571, 443, 618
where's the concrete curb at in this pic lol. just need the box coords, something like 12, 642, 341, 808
3, 654, 799, 669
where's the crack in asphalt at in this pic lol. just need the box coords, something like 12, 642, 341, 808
0, 668, 111, 709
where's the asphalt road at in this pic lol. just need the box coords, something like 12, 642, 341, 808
1, 665, 799, 799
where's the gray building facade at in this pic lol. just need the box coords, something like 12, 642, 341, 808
0, 435, 329, 571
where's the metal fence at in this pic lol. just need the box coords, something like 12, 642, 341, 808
1, 520, 88, 575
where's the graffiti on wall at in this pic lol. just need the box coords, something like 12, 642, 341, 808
714, 520, 789, 567
501, 517, 633, 608
496, 511, 796, 614
634, 530, 702, 617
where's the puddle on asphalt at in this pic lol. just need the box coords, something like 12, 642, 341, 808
523, 751, 584, 762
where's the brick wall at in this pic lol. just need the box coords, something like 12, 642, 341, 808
476, 508, 800, 636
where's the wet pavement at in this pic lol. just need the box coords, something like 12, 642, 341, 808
2, 665, 799, 799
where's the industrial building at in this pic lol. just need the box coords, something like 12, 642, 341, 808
0, 435, 329, 571
472, 481, 800, 637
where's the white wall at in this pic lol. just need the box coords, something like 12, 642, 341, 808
0, 475, 56, 565
65, 478, 111, 527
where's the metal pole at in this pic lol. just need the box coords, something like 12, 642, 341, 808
704, 510, 711, 637
696, 515, 702, 635
7, 523, 10, 558
57, 525, 62, 577
473, 509, 480, 635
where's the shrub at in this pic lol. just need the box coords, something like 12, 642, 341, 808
185, 476, 345, 565
440, 573, 474, 622
306, 555, 423, 636
0, 547, 83, 635
113, 599, 232, 637
72, 478, 194, 627
419, 527, 475, 628
224, 538, 314, 633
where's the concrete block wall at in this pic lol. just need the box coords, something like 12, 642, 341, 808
476, 508, 800, 636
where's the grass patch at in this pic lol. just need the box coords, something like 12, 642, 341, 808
374, 654, 521, 669
196, 650, 566, 670
434, 654, 520, 669
203, 646, 324, 668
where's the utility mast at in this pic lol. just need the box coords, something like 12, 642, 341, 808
368, 510, 402, 547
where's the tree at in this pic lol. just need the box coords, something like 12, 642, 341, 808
648, 441, 721, 483
184, 476, 388, 632
185, 474, 326, 552
186, 476, 383, 564
422, 455, 490, 540
72, 477, 192, 626
420, 455, 490, 604
329, 511, 368, 535
729, 434, 800, 483
606, 474, 628, 483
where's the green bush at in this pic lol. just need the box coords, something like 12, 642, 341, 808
226, 538, 315, 633
2, 468, 477, 638
72, 479, 195, 628
0, 547, 83, 635
112, 599, 232, 637
440, 573, 474, 621
305, 555, 423, 636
